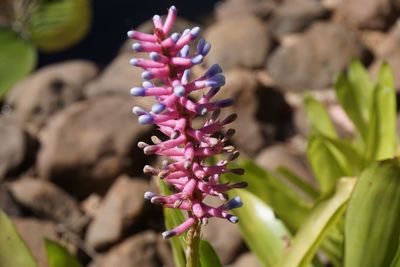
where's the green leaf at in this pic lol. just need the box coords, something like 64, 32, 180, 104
345, 159, 400, 267
307, 136, 348, 195
366, 63, 397, 160
304, 93, 337, 139
199, 240, 222, 267
27, 0, 91, 52
347, 60, 374, 122
160, 181, 186, 267
390, 245, 400, 267
276, 167, 319, 200
231, 189, 292, 267
279, 177, 356, 267
226, 159, 311, 231
335, 73, 367, 141
45, 239, 81, 267
0, 210, 39, 267
0, 29, 36, 98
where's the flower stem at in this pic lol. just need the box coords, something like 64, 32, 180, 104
186, 222, 201, 267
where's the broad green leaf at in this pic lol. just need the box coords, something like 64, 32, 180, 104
160, 181, 186, 267
199, 240, 222, 267
45, 239, 81, 267
347, 60, 374, 122
320, 216, 345, 267
279, 177, 355, 267
27, 0, 91, 52
345, 159, 400, 267
307, 136, 348, 194
231, 189, 292, 267
226, 159, 311, 231
276, 167, 319, 200
335, 73, 367, 141
0, 29, 36, 98
304, 93, 337, 138
0, 210, 39, 267
391, 245, 400, 267
366, 63, 396, 160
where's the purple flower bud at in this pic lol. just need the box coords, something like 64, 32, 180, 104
132, 43, 142, 52
216, 98, 234, 108
152, 103, 166, 114
130, 87, 146, 96
191, 54, 203, 65
224, 196, 243, 210
223, 113, 238, 124
205, 64, 223, 78
231, 168, 245, 175
142, 71, 153, 80
226, 215, 239, 224
179, 45, 190, 57
190, 27, 201, 38
129, 58, 138, 66
142, 81, 153, 88
197, 38, 206, 53
201, 42, 211, 56
149, 52, 161, 61
181, 69, 190, 84
174, 85, 185, 97
206, 87, 221, 98
132, 106, 147, 115
162, 230, 177, 239
144, 191, 157, 200
232, 181, 248, 188
196, 106, 208, 115
171, 32, 180, 42
205, 73, 225, 87
182, 28, 190, 36
138, 114, 154, 125
127, 30, 135, 38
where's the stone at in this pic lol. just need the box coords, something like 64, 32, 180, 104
37, 95, 153, 198
0, 117, 37, 181
204, 16, 270, 70
0, 184, 22, 216
370, 26, 400, 89
267, 22, 366, 91
270, 0, 327, 37
85, 175, 150, 249
90, 231, 160, 267
12, 218, 60, 267
9, 177, 88, 233
256, 143, 314, 183
6, 60, 98, 133
232, 252, 262, 267
215, 0, 276, 20
203, 218, 244, 264
336, 0, 393, 30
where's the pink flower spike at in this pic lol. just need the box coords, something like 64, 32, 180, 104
163, 6, 177, 34
127, 30, 157, 42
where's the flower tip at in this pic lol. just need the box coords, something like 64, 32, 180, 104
225, 196, 243, 210
129, 58, 138, 66
132, 106, 146, 115
138, 114, 154, 125
162, 230, 176, 239
132, 43, 142, 52
152, 103, 166, 114
228, 215, 239, 224
174, 85, 186, 97
130, 87, 146, 96
127, 30, 135, 38
144, 191, 156, 200
191, 54, 203, 65
170, 5, 177, 12
190, 26, 201, 38
142, 71, 153, 80
171, 32, 180, 42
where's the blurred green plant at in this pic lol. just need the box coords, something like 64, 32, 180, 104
162, 60, 400, 267
0, 0, 91, 98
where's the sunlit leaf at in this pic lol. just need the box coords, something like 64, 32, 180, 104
0, 29, 36, 98
304, 93, 337, 139
279, 178, 355, 267
231, 189, 292, 267
276, 167, 319, 200
0, 210, 38, 267
199, 240, 222, 267
27, 0, 91, 52
45, 239, 81, 267
345, 159, 400, 267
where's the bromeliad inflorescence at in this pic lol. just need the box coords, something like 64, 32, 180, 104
128, 6, 246, 239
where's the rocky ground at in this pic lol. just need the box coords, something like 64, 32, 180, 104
1, 0, 400, 266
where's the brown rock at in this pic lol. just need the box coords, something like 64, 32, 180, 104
37, 95, 152, 198
0, 184, 22, 216
215, 0, 276, 20
6, 60, 98, 133
267, 22, 366, 91
203, 218, 244, 264
0, 117, 37, 181
232, 252, 262, 267
12, 218, 60, 267
9, 178, 88, 233
205, 16, 270, 70
336, 0, 393, 30
85, 175, 150, 249
91, 231, 160, 267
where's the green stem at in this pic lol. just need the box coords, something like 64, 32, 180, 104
186, 222, 201, 267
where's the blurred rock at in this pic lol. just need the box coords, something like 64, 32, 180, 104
218, 69, 293, 155
9, 177, 88, 233
0, 184, 22, 216
370, 25, 400, 89
90, 231, 160, 267
215, 0, 276, 20
232, 252, 262, 267
335, 0, 393, 30
267, 22, 366, 91
203, 218, 244, 264
256, 143, 314, 183
12, 218, 59, 267
0, 117, 37, 181
37, 95, 152, 198
270, 0, 327, 37
6, 60, 97, 133
86, 175, 149, 249
205, 16, 270, 70
155, 236, 175, 267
